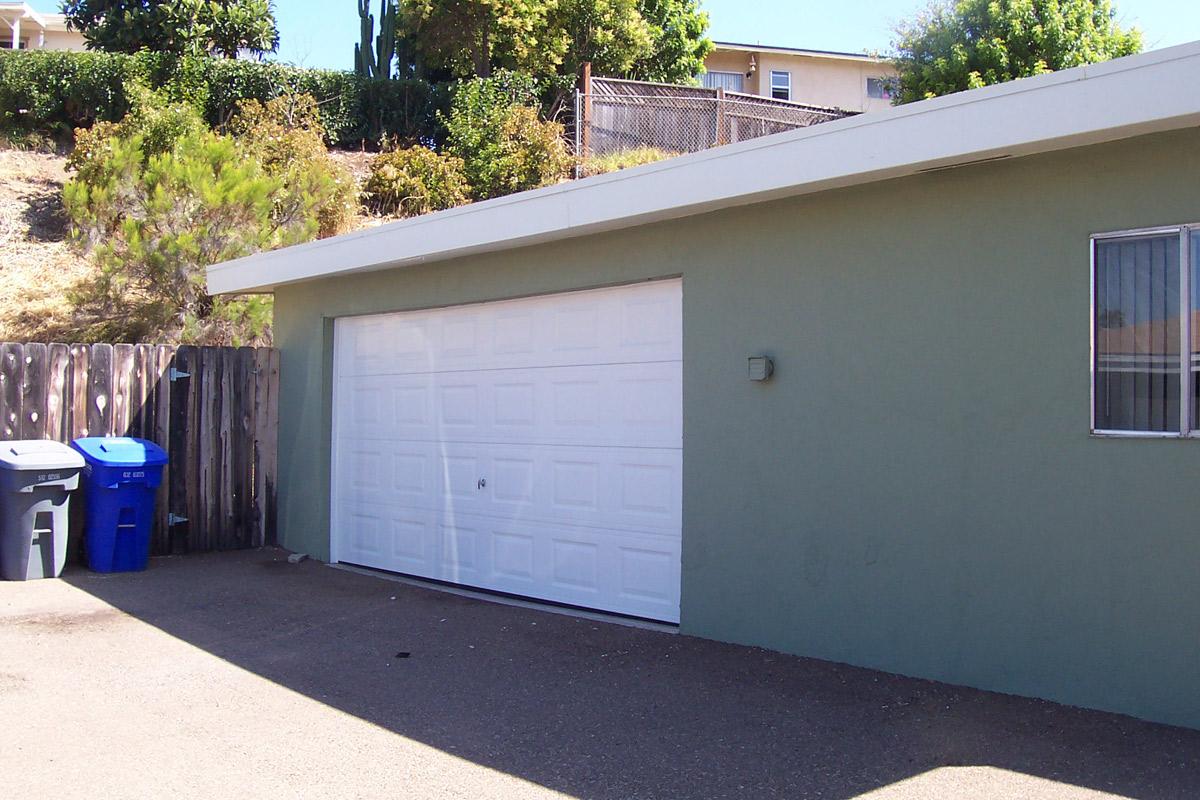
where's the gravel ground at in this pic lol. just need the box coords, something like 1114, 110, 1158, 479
1, 548, 1198, 800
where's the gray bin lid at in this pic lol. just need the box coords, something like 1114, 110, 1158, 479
0, 440, 85, 471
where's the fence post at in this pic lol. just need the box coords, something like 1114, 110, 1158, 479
574, 89, 583, 179
715, 86, 728, 146
579, 61, 592, 165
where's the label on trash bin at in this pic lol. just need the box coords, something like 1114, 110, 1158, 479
122, 471, 146, 479
37, 473, 61, 482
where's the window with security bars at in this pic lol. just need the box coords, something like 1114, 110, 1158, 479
1092, 226, 1200, 435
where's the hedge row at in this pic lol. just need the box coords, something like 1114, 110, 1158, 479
0, 50, 447, 147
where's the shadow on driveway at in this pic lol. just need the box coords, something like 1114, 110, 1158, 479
36, 549, 1200, 798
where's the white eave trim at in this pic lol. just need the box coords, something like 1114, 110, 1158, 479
711, 42, 884, 63
208, 41, 1200, 295
0, 3, 46, 28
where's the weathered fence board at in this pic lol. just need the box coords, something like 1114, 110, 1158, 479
0, 342, 279, 556
21, 343, 47, 440
1, 343, 22, 439
46, 344, 70, 442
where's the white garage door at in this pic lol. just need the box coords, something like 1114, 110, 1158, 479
331, 280, 682, 622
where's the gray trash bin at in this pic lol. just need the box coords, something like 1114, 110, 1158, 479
0, 441, 85, 581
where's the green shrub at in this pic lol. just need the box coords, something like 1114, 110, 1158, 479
65, 121, 122, 187
63, 130, 319, 345
0, 50, 134, 139
120, 83, 207, 156
0, 50, 442, 147
581, 146, 676, 176
444, 72, 573, 200
230, 94, 358, 238
67, 83, 207, 188
363, 145, 470, 217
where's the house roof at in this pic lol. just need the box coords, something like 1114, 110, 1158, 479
710, 41, 884, 63
0, 2, 68, 28
0, 2, 46, 28
207, 41, 1200, 295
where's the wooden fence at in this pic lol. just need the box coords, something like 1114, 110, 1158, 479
575, 75, 851, 161
0, 343, 279, 556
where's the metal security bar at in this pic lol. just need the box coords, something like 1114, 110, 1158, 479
574, 76, 851, 168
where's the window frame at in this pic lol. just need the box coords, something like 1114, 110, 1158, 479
1090, 223, 1198, 438
701, 70, 745, 93
769, 70, 791, 101
866, 77, 892, 100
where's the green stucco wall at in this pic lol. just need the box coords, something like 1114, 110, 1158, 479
273, 127, 1200, 729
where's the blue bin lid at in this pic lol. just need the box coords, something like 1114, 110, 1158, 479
71, 437, 168, 467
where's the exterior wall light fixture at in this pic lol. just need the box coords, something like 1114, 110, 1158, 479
748, 355, 774, 381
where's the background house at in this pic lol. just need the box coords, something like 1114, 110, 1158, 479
0, 2, 85, 51
702, 41, 897, 113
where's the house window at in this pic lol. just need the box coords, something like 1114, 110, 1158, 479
867, 77, 893, 100
1092, 225, 1200, 435
769, 70, 791, 101
0, 40, 28, 50
700, 71, 745, 93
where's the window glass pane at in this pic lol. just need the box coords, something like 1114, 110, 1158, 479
1191, 231, 1200, 430
701, 71, 744, 93
1094, 235, 1181, 432
770, 71, 790, 101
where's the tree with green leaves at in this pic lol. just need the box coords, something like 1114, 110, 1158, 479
629, 0, 712, 84
61, 0, 279, 59
202, 0, 279, 58
62, 90, 338, 345
891, 0, 1141, 103
394, 0, 710, 82
395, 0, 555, 79
550, 0, 652, 79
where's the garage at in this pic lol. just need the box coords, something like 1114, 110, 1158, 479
210, 46, 1200, 728
330, 280, 683, 622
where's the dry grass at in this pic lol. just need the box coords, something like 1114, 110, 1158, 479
328, 149, 392, 231
0, 149, 95, 342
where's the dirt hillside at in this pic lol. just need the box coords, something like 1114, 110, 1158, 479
0, 149, 92, 342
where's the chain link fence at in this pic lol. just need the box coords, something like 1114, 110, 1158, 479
574, 77, 851, 170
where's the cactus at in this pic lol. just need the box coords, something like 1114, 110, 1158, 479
376, 0, 397, 79
354, 0, 396, 79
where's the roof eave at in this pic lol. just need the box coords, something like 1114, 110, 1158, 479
710, 41, 884, 62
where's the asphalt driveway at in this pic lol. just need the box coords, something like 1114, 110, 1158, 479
1, 548, 1197, 800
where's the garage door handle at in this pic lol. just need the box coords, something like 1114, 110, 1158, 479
477, 478, 487, 490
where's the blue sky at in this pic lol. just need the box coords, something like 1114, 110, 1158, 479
30, 1, 1200, 71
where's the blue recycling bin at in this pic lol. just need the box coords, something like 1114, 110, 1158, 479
71, 437, 168, 573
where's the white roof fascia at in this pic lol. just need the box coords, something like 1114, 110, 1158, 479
0, 3, 46, 28
712, 42, 884, 63
207, 42, 1200, 295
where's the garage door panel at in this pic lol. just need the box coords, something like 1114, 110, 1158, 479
337, 363, 682, 449
333, 280, 681, 622
335, 501, 439, 575
335, 439, 681, 534
336, 281, 682, 377
336, 505, 681, 621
